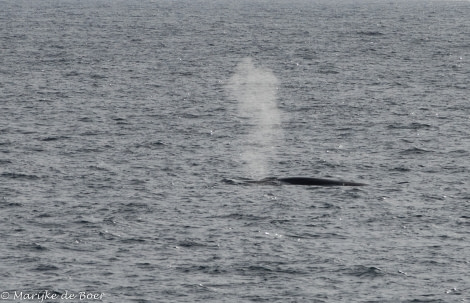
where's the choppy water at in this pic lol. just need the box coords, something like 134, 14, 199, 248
1, 0, 469, 302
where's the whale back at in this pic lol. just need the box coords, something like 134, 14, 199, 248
278, 177, 366, 186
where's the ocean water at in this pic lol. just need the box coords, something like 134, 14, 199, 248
0, 0, 469, 302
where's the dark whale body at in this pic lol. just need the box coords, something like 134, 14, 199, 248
223, 177, 366, 186
238, 177, 366, 186
277, 177, 366, 186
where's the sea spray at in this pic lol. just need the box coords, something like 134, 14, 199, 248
226, 58, 283, 178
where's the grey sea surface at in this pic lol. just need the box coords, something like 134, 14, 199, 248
1, 0, 469, 302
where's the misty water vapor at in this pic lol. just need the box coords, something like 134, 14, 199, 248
226, 58, 283, 178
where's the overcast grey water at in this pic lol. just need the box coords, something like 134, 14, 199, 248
1, 0, 469, 302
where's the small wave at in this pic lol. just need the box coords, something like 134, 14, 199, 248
177, 239, 208, 248
219, 213, 269, 222
121, 238, 147, 244
357, 31, 384, 36
17, 243, 49, 251
390, 166, 411, 172
89, 73, 107, 79
78, 116, 93, 122
134, 141, 166, 149
448, 149, 469, 156
317, 68, 340, 74
40, 136, 70, 141
387, 122, 433, 130
221, 178, 240, 185
1, 172, 40, 180
399, 147, 432, 155
64, 70, 80, 77
341, 265, 385, 278
0, 202, 23, 208
221, 177, 270, 185
34, 264, 60, 271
